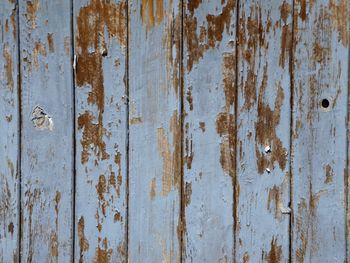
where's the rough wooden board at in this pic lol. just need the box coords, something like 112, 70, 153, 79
128, 0, 182, 261
0, 1, 19, 262
19, 0, 74, 261
235, 0, 292, 261
291, 0, 349, 262
73, 0, 128, 262
182, 1, 237, 261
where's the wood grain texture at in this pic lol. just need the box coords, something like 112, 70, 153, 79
236, 0, 292, 261
291, 0, 349, 262
128, 0, 182, 261
73, 0, 128, 262
19, 0, 74, 261
0, 1, 19, 262
182, 1, 237, 261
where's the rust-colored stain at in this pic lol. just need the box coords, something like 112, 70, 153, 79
51, 191, 61, 262
279, 1, 292, 69
33, 41, 47, 69
186, 88, 193, 111
78, 216, 89, 263
156, 111, 181, 196
3, 43, 13, 92
295, 182, 326, 261
312, 42, 331, 64
149, 177, 156, 200
8, 222, 14, 235
267, 185, 283, 220
187, 0, 202, 15
96, 175, 107, 216
54, 191, 61, 218
199, 121, 205, 132
10, 8, 16, 40
215, 51, 239, 232
185, 0, 236, 71
162, 5, 181, 95
76, 0, 126, 164
129, 117, 143, 125
255, 65, 287, 174
50, 231, 58, 261
324, 164, 333, 184
26, 0, 40, 29
114, 211, 121, 222
329, 0, 349, 46
77, 112, 109, 164
265, 236, 282, 263
141, 0, 164, 30
24, 189, 41, 263
47, 33, 55, 53
238, 4, 269, 111
184, 182, 192, 206
216, 53, 236, 178
242, 252, 250, 263
94, 238, 112, 263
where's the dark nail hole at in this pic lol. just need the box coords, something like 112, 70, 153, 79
321, 98, 330, 109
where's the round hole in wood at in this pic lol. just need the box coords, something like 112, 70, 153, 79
321, 98, 330, 109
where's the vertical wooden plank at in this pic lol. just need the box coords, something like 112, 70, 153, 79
182, 1, 237, 261
19, 0, 74, 261
236, 0, 292, 261
0, 1, 19, 262
73, 0, 128, 262
292, 0, 349, 262
128, 0, 182, 261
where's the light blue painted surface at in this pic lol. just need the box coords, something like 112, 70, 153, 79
183, 1, 236, 262
0, 0, 348, 262
291, 0, 349, 262
19, 0, 74, 261
236, 1, 292, 261
128, 0, 182, 262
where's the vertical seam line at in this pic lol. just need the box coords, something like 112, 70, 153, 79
125, 0, 130, 261
180, 0, 185, 261
16, 0, 22, 261
234, 0, 240, 262
288, 0, 296, 262
70, 0, 77, 261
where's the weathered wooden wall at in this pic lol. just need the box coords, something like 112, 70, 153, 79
0, 0, 349, 262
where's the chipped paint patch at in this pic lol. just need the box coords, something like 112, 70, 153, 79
31, 106, 54, 131
26, 0, 40, 29
185, 0, 236, 71
265, 236, 282, 263
47, 33, 55, 53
